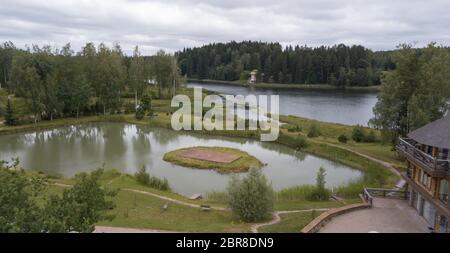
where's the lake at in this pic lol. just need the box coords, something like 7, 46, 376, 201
0, 123, 362, 196
186, 82, 378, 126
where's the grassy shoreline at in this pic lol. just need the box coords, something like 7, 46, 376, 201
1, 113, 399, 232
0, 113, 399, 193
163, 146, 263, 173
187, 78, 382, 92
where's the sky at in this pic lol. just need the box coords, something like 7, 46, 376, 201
1, 0, 450, 55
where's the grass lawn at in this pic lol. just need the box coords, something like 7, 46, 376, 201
163, 146, 263, 173
97, 189, 250, 232
49, 171, 250, 232
47, 170, 358, 232
259, 211, 323, 233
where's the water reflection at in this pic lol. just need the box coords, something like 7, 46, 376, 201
0, 123, 362, 196
187, 82, 377, 126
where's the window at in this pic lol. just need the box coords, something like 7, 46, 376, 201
443, 149, 449, 160
419, 170, 431, 189
439, 179, 448, 205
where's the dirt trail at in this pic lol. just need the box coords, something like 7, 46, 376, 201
123, 188, 227, 211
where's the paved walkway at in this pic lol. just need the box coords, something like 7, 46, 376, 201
319, 197, 430, 233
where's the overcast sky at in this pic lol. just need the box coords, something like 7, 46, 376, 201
1, 0, 449, 55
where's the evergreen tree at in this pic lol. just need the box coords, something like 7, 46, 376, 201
175, 41, 392, 86
4, 98, 16, 126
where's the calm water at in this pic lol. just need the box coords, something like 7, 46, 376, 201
186, 82, 378, 126
0, 123, 361, 196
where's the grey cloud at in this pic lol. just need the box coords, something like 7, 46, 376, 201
0, 0, 449, 55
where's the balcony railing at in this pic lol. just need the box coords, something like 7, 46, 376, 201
396, 138, 450, 174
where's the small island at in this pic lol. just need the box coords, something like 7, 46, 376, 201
163, 146, 263, 173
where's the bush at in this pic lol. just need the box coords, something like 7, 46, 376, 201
135, 166, 170, 191
307, 167, 330, 201
307, 123, 321, 138
286, 124, 302, 133
295, 135, 308, 149
135, 107, 145, 120
337, 134, 348, 143
227, 168, 275, 222
351, 125, 365, 142
135, 165, 150, 185
364, 130, 377, 142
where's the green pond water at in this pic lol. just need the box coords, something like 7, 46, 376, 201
0, 123, 362, 196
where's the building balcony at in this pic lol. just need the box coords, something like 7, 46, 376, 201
397, 138, 450, 178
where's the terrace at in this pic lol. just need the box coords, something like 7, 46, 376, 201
396, 138, 450, 177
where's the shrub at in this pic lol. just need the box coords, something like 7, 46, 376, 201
295, 135, 308, 149
286, 124, 302, 133
307, 166, 330, 201
351, 125, 365, 142
135, 165, 150, 185
364, 130, 377, 142
148, 176, 170, 191
228, 168, 275, 222
337, 134, 348, 143
135, 107, 145, 120
307, 123, 321, 138
135, 166, 170, 191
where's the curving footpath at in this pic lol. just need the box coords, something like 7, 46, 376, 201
250, 209, 330, 233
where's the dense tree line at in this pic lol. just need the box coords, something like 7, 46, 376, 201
176, 41, 395, 86
0, 41, 181, 123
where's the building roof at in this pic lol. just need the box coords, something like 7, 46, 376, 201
407, 113, 450, 149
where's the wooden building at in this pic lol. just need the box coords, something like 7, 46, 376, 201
396, 114, 450, 232
249, 69, 258, 84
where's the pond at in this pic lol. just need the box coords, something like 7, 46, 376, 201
186, 82, 378, 126
0, 123, 362, 196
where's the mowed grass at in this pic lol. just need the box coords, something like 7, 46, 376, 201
48, 170, 250, 232
163, 146, 263, 173
259, 211, 323, 233
48, 170, 356, 232
97, 190, 250, 232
